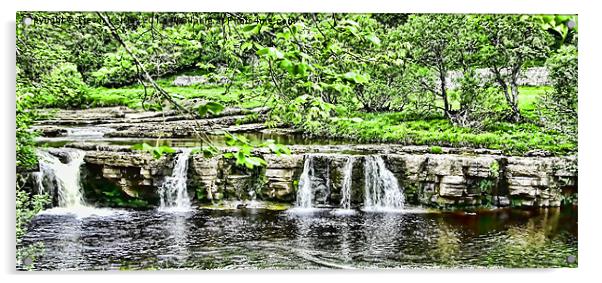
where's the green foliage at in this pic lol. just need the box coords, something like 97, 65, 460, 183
16, 185, 50, 240
16, 84, 39, 170
270, 94, 336, 132
223, 133, 267, 169
489, 161, 500, 178
34, 63, 90, 108
402, 15, 464, 115
197, 101, 225, 117
478, 179, 495, 194
472, 15, 552, 121
429, 146, 443, 154
15, 12, 577, 159
191, 145, 220, 158
561, 193, 578, 206
91, 18, 204, 86
223, 133, 290, 169
131, 143, 176, 159
101, 188, 149, 208
538, 45, 578, 143
532, 15, 578, 48
16, 174, 51, 268
309, 103, 575, 155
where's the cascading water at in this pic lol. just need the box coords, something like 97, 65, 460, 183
363, 155, 405, 212
158, 149, 192, 212
295, 156, 315, 209
339, 156, 355, 210
36, 149, 87, 208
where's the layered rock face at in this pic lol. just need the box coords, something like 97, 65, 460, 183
34, 106, 272, 138
65, 143, 577, 208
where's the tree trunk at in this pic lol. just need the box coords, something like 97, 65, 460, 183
492, 67, 521, 122
509, 81, 521, 122
438, 66, 450, 118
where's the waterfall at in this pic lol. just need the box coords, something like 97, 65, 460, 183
363, 155, 405, 212
36, 149, 87, 208
339, 156, 355, 210
295, 156, 315, 209
158, 149, 192, 212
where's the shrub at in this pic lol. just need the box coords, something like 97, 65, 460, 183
35, 63, 90, 108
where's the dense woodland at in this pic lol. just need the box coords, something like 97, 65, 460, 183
15, 12, 578, 259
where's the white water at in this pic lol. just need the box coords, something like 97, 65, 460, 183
158, 149, 192, 212
65, 126, 115, 138
339, 156, 355, 210
295, 156, 315, 209
36, 126, 116, 143
36, 149, 87, 208
363, 155, 405, 212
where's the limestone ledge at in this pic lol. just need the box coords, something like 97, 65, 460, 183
62, 143, 577, 208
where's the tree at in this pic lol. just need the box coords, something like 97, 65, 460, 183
402, 14, 466, 118
539, 45, 578, 142
473, 15, 551, 122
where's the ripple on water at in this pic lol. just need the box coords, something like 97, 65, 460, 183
37, 207, 129, 219
18, 207, 578, 270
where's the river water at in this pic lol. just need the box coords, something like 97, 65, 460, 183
18, 206, 577, 270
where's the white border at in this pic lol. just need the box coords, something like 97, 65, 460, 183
2, 1, 600, 283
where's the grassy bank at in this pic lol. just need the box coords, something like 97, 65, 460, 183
86, 82, 574, 155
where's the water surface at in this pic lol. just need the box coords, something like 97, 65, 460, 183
18, 207, 577, 270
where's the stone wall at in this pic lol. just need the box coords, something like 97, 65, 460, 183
446, 67, 550, 89
62, 144, 577, 209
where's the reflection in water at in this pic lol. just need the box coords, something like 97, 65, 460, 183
361, 213, 404, 266
157, 212, 191, 268
432, 220, 461, 265
18, 207, 578, 270
54, 218, 84, 270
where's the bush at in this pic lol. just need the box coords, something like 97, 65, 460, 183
34, 63, 90, 108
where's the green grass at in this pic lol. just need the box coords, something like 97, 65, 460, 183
317, 113, 574, 155
87, 79, 265, 109
309, 86, 574, 155
519, 86, 551, 119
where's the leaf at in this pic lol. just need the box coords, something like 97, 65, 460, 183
245, 156, 260, 168
225, 133, 236, 146
256, 47, 284, 60
240, 42, 253, 52
268, 143, 291, 156
205, 101, 225, 114
198, 105, 209, 117
198, 101, 225, 116
365, 33, 381, 46
235, 151, 247, 166
158, 146, 176, 154
295, 63, 309, 77
247, 156, 267, 168
279, 59, 295, 74
131, 143, 154, 151
202, 145, 219, 158
242, 24, 257, 32
343, 71, 369, 84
